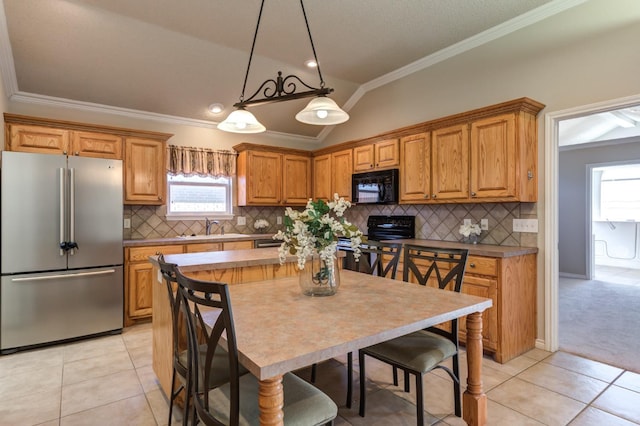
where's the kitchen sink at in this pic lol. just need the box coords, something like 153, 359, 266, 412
176, 233, 247, 240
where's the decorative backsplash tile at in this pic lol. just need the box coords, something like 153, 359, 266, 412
124, 202, 537, 247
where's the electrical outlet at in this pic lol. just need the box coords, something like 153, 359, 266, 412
277, 216, 283, 225
123, 218, 131, 229
463, 219, 472, 226
237, 216, 246, 226
480, 218, 489, 230
513, 218, 538, 233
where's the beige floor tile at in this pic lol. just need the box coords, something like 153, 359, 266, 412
62, 350, 134, 385
146, 387, 184, 426
62, 334, 127, 363
60, 394, 156, 426
61, 369, 143, 417
544, 351, 623, 383
592, 385, 640, 423
432, 354, 512, 392
569, 406, 638, 426
122, 324, 153, 350
34, 420, 59, 426
340, 387, 440, 426
482, 353, 538, 376
386, 370, 457, 420
0, 345, 63, 376
0, 363, 62, 401
615, 371, 640, 394
440, 400, 545, 426
517, 362, 609, 403
127, 342, 154, 369
0, 389, 61, 426
136, 364, 163, 393
488, 377, 586, 425
334, 415, 352, 425
522, 347, 553, 361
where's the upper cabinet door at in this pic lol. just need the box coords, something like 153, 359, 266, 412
124, 138, 166, 205
71, 131, 123, 159
331, 149, 353, 201
353, 145, 375, 172
7, 124, 70, 155
431, 124, 469, 201
470, 113, 517, 200
282, 154, 311, 205
374, 139, 400, 169
245, 151, 282, 205
313, 154, 332, 200
399, 133, 430, 203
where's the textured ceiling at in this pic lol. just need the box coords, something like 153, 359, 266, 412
2, 0, 639, 141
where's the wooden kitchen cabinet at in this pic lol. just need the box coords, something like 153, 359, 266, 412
5, 123, 70, 155
125, 245, 183, 326
353, 139, 399, 172
312, 148, 353, 201
124, 138, 166, 205
235, 144, 311, 206
71, 131, 122, 159
399, 126, 469, 203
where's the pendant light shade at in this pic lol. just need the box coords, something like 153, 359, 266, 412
296, 96, 349, 125
217, 109, 266, 133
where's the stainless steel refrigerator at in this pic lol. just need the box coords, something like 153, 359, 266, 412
1, 151, 123, 353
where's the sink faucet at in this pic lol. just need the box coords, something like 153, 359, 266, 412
205, 218, 219, 235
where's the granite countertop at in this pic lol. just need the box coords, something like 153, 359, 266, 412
123, 233, 276, 247
387, 239, 538, 258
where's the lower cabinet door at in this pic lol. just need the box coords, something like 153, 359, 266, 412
459, 274, 498, 351
127, 262, 154, 319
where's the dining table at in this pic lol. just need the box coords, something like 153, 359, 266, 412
203, 269, 493, 426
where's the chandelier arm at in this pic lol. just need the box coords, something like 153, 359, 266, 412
239, 0, 266, 102
300, 0, 325, 88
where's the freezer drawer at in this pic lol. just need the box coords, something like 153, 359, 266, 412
1, 266, 123, 352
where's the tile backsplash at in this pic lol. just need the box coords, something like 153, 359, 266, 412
124, 202, 538, 247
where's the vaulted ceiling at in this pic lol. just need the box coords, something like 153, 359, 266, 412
2, 0, 639, 143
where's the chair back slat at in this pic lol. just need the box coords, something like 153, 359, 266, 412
176, 270, 240, 426
402, 244, 469, 340
355, 240, 403, 280
157, 254, 189, 370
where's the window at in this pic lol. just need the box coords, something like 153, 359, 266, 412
166, 174, 233, 220
594, 164, 640, 221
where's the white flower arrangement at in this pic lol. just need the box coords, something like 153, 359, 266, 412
253, 219, 270, 230
273, 193, 363, 270
459, 222, 481, 238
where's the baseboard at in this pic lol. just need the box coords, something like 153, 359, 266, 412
559, 272, 587, 279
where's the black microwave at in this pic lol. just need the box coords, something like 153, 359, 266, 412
352, 169, 399, 204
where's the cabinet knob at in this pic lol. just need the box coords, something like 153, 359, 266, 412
424, 194, 429, 199
158, 195, 163, 201
469, 263, 476, 268
471, 192, 477, 197
432, 194, 437, 199
370, 164, 373, 168
74, 152, 79, 156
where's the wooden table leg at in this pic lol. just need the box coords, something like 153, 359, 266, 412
463, 311, 487, 426
259, 375, 284, 426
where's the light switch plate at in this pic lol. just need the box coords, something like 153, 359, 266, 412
463, 219, 472, 226
513, 218, 538, 233
237, 216, 246, 226
277, 216, 283, 225
124, 218, 131, 229
480, 218, 489, 230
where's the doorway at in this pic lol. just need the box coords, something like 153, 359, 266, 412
545, 94, 640, 355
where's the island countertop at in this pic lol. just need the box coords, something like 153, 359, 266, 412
148, 247, 292, 272
385, 239, 538, 258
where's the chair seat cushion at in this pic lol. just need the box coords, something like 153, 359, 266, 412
362, 330, 457, 373
205, 372, 337, 426
178, 345, 249, 389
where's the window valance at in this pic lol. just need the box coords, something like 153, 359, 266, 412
166, 145, 237, 177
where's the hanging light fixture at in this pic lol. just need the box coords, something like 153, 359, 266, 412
217, 0, 349, 134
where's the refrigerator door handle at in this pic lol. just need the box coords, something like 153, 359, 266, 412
59, 168, 66, 256
69, 167, 76, 255
11, 269, 117, 282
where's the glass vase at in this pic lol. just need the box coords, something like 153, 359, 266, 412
299, 252, 340, 296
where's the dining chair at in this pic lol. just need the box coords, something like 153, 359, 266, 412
174, 269, 338, 426
358, 244, 468, 426
158, 255, 250, 426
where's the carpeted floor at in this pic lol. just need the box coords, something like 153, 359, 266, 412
559, 269, 640, 373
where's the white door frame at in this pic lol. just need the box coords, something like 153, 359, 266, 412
544, 93, 640, 352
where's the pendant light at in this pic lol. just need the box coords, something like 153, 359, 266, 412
217, 0, 348, 134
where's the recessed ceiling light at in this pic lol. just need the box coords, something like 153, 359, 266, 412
305, 59, 317, 68
208, 103, 224, 114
